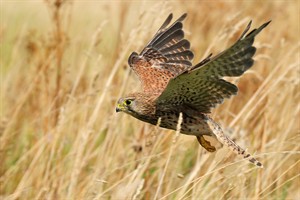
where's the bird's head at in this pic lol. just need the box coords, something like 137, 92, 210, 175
116, 93, 155, 118
116, 96, 137, 114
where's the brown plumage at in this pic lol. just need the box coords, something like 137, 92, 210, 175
116, 13, 271, 167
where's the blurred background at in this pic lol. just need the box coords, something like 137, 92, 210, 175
1, 0, 299, 199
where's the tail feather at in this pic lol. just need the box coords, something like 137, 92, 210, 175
206, 117, 263, 168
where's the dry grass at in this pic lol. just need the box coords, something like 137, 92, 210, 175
1, 0, 299, 199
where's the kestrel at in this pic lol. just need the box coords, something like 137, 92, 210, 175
116, 13, 270, 167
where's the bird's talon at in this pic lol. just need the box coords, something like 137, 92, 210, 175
197, 135, 216, 152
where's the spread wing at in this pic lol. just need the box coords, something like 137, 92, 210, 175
156, 20, 271, 113
128, 13, 194, 94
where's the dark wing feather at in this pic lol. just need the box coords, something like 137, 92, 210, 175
189, 20, 271, 77
156, 20, 271, 113
128, 13, 194, 94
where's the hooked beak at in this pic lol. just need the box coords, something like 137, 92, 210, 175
116, 104, 122, 113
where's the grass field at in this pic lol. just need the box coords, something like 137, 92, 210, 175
1, 0, 299, 199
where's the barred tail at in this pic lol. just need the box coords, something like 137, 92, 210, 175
206, 117, 263, 168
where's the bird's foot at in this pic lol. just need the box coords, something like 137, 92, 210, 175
197, 135, 216, 152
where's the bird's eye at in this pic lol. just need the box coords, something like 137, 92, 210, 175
125, 99, 132, 105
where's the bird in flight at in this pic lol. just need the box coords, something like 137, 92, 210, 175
116, 13, 270, 167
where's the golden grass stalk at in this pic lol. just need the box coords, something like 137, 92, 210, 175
1, 1, 299, 199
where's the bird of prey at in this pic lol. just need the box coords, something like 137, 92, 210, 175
116, 13, 270, 167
